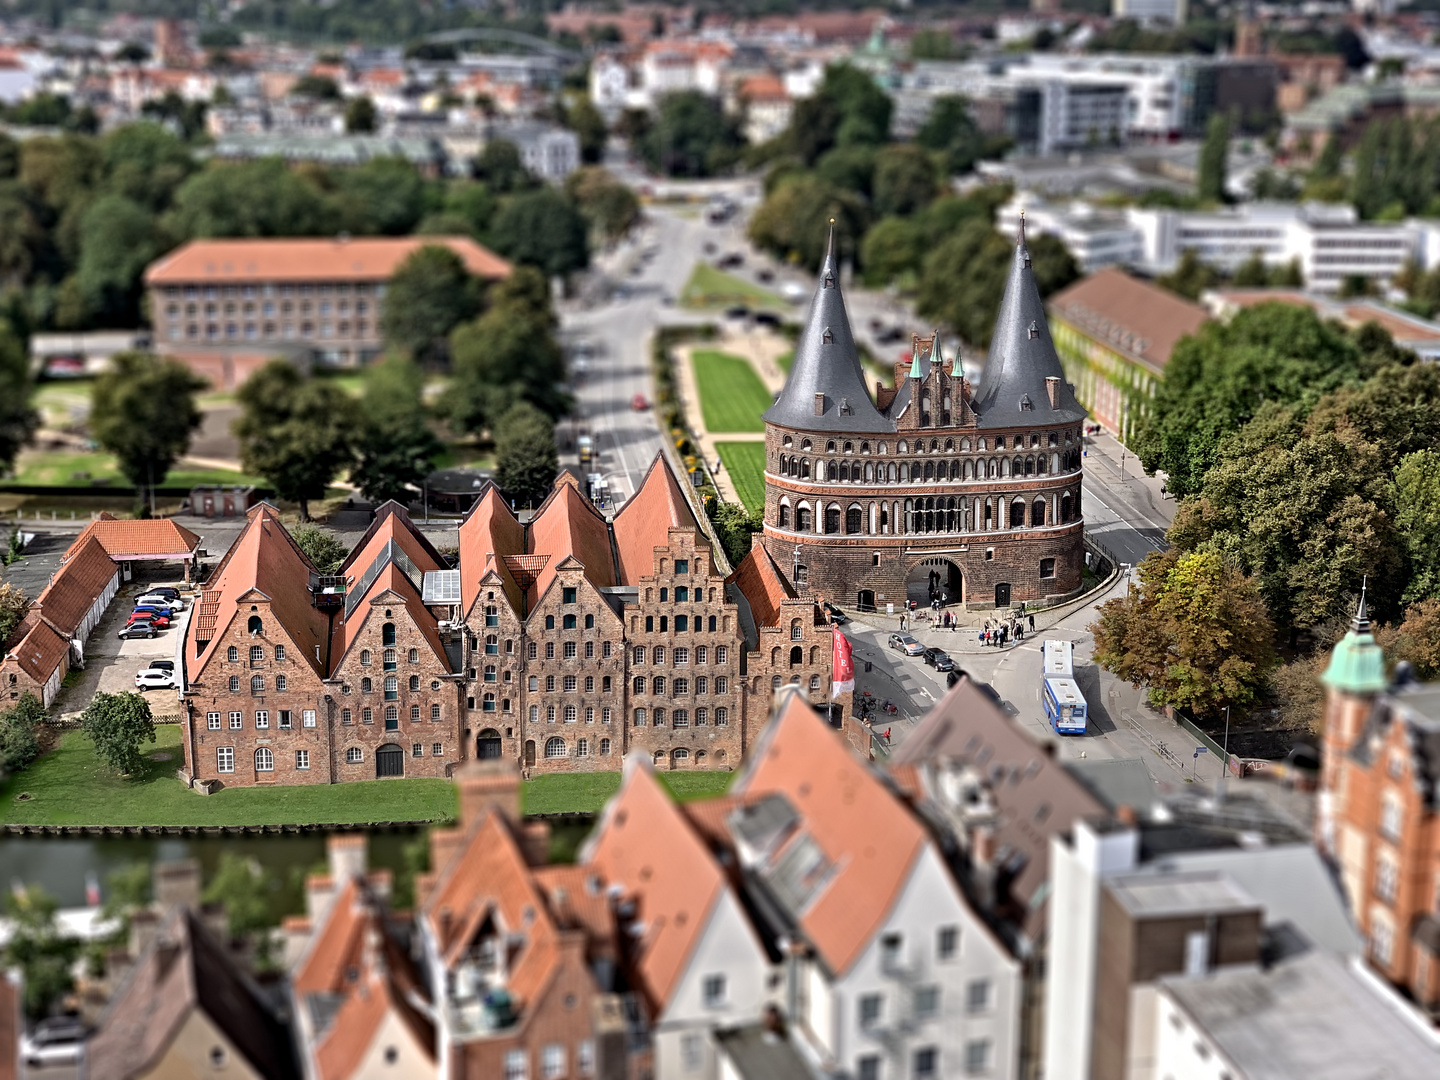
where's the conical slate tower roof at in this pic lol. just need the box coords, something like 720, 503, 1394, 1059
762, 225, 893, 434
973, 220, 1087, 430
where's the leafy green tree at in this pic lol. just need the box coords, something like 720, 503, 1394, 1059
350, 354, 443, 505
235, 362, 358, 521
441, 183, 497, 239
3, 886, 80, 1019
449, 267, 567, 432
333, 156, 432, 236
820, 63, 892, 149
203, 854, 278, 946
292, 74, 341, 100
99, 862, 151, 926
0, 691, 44, 779
860, 216, 926, 286
489, 188, 590, 278
1198, 113, 1230, 203
19, 134, 101, 219
140, 90, 207, 142
0, 582, 27, 645
0, 132, 19, 179
1379, 598, 1440, 681
80, 691, 156, 775
910, 28, 960, 60
1393, 449, 1440, 605
100, 123, 195, 210
748, 174, 869, 270
1091, 548, 1276, 717
566, 96, 608, 164
89, 353, 205, 505
0, 321, 39, 476
168, 159, 336, 238
290, 524, 348, 573
1302, 358, 1437, 473
707, 500, 762, 568
1231, 251, 1269, 287
916, 95, 986, 175
474, 139, 532, 194
815, 144, 877, 200
344, 95, 378, 134
380, 244, 482, 364
565, 167, 639, 241
639, 90, 744, 178
492, 402, 558, 509
75, 195, 169, 324
1131, 303, 1365, 496
1156, 248, 1222, 300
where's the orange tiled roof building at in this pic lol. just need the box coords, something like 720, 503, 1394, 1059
179, 455, 833, 788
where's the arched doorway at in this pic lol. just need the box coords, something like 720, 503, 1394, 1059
476, 728, 502, 760
857, 588, 876, 611
524, 740, 536, 768
995, 582, 1012, 608
376, 744, 404, 778
906, 558, 962, 608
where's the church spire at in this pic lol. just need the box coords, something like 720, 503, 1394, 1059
1322, 577, 1387, 695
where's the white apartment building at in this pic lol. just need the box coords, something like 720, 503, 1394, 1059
487, 121, 580, 182
1113, 0, 1188, 25
1130, 202, 1424, 291
998, 194, 1146, 271
1023, 53, 1197, 139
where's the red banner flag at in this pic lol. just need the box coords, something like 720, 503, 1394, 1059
832, 625, 854, 698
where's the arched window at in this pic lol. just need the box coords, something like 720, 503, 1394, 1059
771, 646, 782, 665
1037, 455, 1048, 475
255, 748, 273, 772
1010, 499, 1026, 528
898, 440, 908, 453
790, 645, 802, 667
247, 615, 262, 634
227, 646, 238, 662
381, 622, 395, 647
276, 675, 287, 691
250, 675, 264, 694
825, 505, 840, 534
672, 748, 690, 765
385, 705, 398, 729
779, 503, 790, 528
801, 459, 811, 479
791, 619, 803, 641
564, 705, 577, 723
1033, 498, 1047, 527
409, 675, 420, 691
782, 434, 792, 447
801, 439, 812, 451
1001, 457, 1011, 478
600, 738, 612, 755
544, 737, 566, 759
361, 677, 372, 693
924, 461, 934, 481
810, 674, 821, 690
1025, 456, 1035, 476
408, 648, 419, 663
846, 505, 862, 534
796, 506, 812, 531
384, 676, 398, 700
275, 645, 285, 661
1061, 492, 1073, 523
383, 648, 396, 670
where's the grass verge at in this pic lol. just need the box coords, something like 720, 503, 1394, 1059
521, 770, 735, 815
680, 265, 784, 311
691, 350, 771, 434
717, 442, 767, 514
5, 449, 265, 489
0, 726, 458, 827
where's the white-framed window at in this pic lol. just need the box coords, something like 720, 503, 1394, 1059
255, 748, 274, 772
255, 711, 268, 729
432, 743, 443, 756
674, 647, 689, 665
504, 1049, 528, 1080
1377, 851, 1399, 904
278, 711, 291, 729
966, 978, 990, 1013
303, 709, 316, 728
216, 747, 234, 773
602, 707, 612, 724
346, 747, 363, 764
542, 1043, 565, 1080
545, 737, 566, 759
1372, 909, 1395, 965
914, 985, 940, 1019
938, 926, 959, 960
964, 1039, 990, 1075
1381, 788, 1404, 841
296, 750, 310, 770
577, 1040, 595, 1076
229, 711, 243, 729
207, 712, 221, 731
716, 645, 728, 663
859, 993, 882, 1028
702, 974, 727, 1008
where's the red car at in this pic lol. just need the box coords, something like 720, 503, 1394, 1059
631, 393, 649, 411
128, 610, 170, 629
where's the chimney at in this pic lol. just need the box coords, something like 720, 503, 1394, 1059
813, 392, 826, 416
1116, 804, 1136, 827
521, 820, 552, 867
153, 859, 201, 910
328, 833, 369, 884
1045, 377, 1061, 409
456, 760, 522, 828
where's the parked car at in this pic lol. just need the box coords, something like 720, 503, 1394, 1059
822, 602, 848, 625
723, 305, 750, 320
136, 593, 183, 611
118, 621, 157, 640
21, 1017, 86, 1070
755, 311, 782, 328
887, 632, 924, 656
631, 393, 649, 411
135, 668, 176, 691
144, 586, 182, 601
131, 604, 174, 619
756, 268, 775, 283
147, 659, 175, 672
129, 609, 171, 628
922, 647, 955, 672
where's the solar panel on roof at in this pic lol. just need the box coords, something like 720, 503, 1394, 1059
422, 569, 462, 605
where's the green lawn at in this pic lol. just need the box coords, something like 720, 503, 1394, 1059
717, 442, 767, 514
4, 449, 265, 489
522, 770, 734, 815
0, 726, 458, 827
680, 265, 784, 311
691, 350, 771, 434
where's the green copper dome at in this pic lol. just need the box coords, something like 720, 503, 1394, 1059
1322, 594, 1388, 695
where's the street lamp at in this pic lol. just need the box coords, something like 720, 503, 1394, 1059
1218, 705, 1232, 802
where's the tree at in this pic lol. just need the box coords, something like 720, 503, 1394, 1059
1090, 548, 1277, 717
290, 524, 348, 574
0, 692, 44, 780
1131, 302, 1364, 496
488, 188, 590, 278
292, 74, 341, 100
168, 159, 336, 238
350, 354, 443, 505
80, 691, 156, 775
707, 500, 762, 567
474, 139, 531, 194
235, 362, 358, 522
638, 90, 744, 178
1392, 450, 1440, 605
860, 216, 925, 286
492, 402, 558, 509
748, 174, 869, 270
1197, 113, 1230, 204
344, 95, 377, 134
1156, 248, 1221, 300
565, 167, 639, 241
449, 267, 567, 432
89, 353, 207, 507
0, 321, 38, 477
916, 95, 986, 175
2, 886, 80, 1019
75, 195, 169, 325
380, 244, 481, 364
565, 97, 608, 164
100, 123, 195, 210
1380, 599, 1440, 681
872, 144, 937, 217
332, 156, 432, 236
441, 183, 497, 239
815, 145, 877, 200
1231, 250, 1270, 287
203, 854, 278, 950
0, 581, 27, 645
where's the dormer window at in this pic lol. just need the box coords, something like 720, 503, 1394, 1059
1020, 394, 1034, 411
823, 270, 835, 289
839, 398, 853, 416
822, 327, 834, 344
1028, 321, 1039, 339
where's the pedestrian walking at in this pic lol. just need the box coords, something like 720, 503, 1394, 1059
1028, 613, 1036, 632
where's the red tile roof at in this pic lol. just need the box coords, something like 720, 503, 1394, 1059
71, 514, 201, 559
734, 690, 927, 976
32, 535, 118, 637
145, 237, 510, 286
3, 619, 69, 687
583, 762, 727, 1013
458, 485, 526, 616
612, 455, 707, 585
1048, 267, 1209, 372
726, 544, 793, 630
294, 878, 367, 997
525, 475, 616, 606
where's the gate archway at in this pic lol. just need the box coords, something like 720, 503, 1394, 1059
376, 744, 404, 778
477, 728, 502, 759
906, 558, 962, 608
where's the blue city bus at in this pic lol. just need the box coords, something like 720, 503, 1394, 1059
1043, 677, 1088, 735
1041, 639, 1074, 680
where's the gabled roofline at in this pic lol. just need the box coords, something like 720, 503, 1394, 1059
339, 501, 446, 576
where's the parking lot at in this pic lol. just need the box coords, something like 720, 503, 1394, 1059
54, 573, 193, 718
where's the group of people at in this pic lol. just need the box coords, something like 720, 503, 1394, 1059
980, 613, 1035, 648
